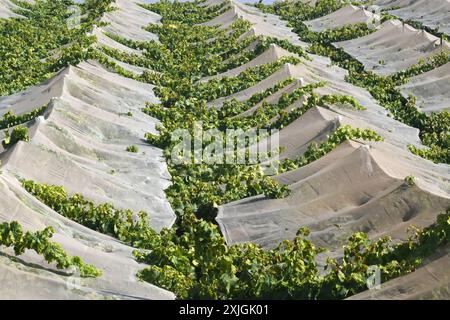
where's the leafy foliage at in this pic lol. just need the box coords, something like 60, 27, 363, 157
126, 145, 139, 153
0, 106, 47, 130
142, 0, 230, 25
21, 179, 164, 250
2, 125, 29, 149
0, 220, 101, 277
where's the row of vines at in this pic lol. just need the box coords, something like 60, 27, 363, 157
0, 0, 116, 279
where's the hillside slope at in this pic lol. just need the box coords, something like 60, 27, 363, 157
0, 0, 448, 300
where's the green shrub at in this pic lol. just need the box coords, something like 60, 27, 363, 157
405, 175, 416, 186
126, 145, 139, 153
2, 125, 30, 149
